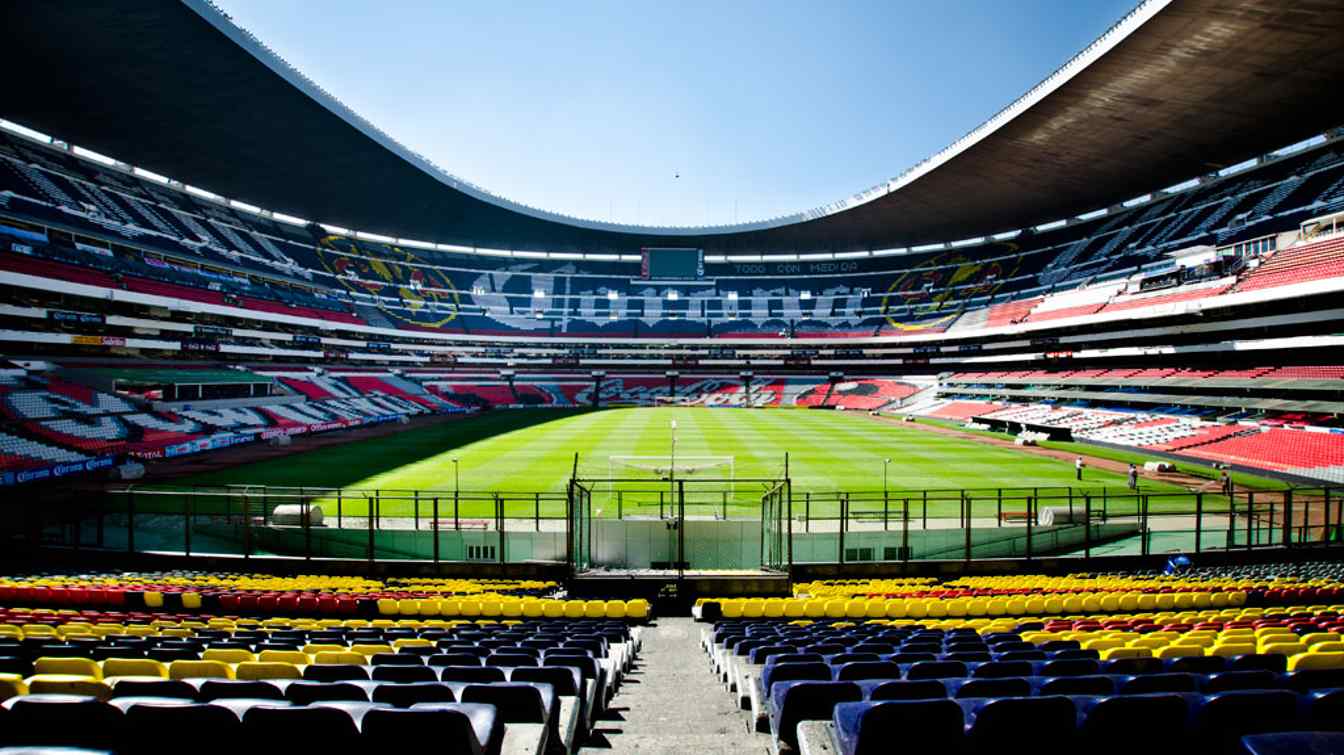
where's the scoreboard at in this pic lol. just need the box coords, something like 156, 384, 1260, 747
640, 247, 704, 280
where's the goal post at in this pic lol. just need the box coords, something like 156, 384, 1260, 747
607, 455, 735, 481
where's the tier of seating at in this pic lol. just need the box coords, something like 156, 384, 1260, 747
1234, 235, 1344, 293
0, 369, 455, 478
0, 572, 646, 754
3, 126, 1343, 340
700, 572, 1344, 755
949, 366, 1344, 383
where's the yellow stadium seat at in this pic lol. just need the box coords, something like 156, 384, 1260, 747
1156, 644, 1205, 659
764, 600, 786, 619
258, 650, 308, 665
584, 600, 606, 619
398, 599, 421, 616
459, 600, 483, 618
743, 599, 765, 619
883, 600, 906, 619
1302, 633, 1341, 647
439, 599, 461, 617
804, 599, 827, 618
311, 651, 367, 666
605, 600, 628, 620
926, 601, 948, 619
376, 599, 400, 616
563, 601, 586, 620
1101, 647, 1152, 660
1083, 639, 1126, 652
25, 674, 111, 699
541, 600, 564, 619
393, 639, 433, 650
0, 673, 27, 701
302, 644, 345, 655
1261, 641, 1308, 656
1288, 652, 1344, 671
626, 599, 650, 620
102, 658, 167, 679
235, 662, 302, 681
181, 592, 202, 609
34, 657, 102, 680
1209, 644, 1257, 658
143, 592, 164, 609
1309, 642, 1344, 654
480, 600, 502, 618
202, 649, 256, 664
905, 601, 927, 619
500, 601, 523, 619
168, 660, 233, 680
351, 644, 394, 657
824, 600, 847, 619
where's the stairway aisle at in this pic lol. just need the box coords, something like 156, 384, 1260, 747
581, 616, 772, 754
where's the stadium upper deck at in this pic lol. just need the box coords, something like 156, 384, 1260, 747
5, 0, 1344, 253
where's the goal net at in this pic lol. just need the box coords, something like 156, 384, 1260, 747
607, 455, 735, 481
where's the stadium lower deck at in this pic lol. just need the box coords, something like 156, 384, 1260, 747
4, 564, 1344, 754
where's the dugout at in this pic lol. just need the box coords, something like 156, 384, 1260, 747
975, 416, 1075, 441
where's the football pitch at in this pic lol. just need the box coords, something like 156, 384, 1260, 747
149, 407, 1200, 518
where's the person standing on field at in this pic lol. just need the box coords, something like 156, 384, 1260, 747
1075, 456, 1084, 481
1127, 463, 1138, 490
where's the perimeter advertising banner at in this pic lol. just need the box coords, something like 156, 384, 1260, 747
0, 455, 115, 486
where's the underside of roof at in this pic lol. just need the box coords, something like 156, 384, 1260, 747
5, 0, 1344, 253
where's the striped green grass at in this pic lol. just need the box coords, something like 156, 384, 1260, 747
143, 407, 1199, 519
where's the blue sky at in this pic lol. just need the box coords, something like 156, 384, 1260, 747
215, 0, 1135, 228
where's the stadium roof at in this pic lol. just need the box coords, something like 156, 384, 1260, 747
6, 0, 1344, 254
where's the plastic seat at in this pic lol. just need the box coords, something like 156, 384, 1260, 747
972, 661, 1033, 679
1118, 673, 1199, 695
905, 661, 967, 681
284, 681, 370, 705
459, 682, 550, 724
368, 703, 504, 755
439, 666, 508, 684
834, 661, 903, 682
1078, 693, 1189, 755
952, 677, 1031, 699
509, 666, 581, 697
769, 680, 863, 750
865, 679, 948, 701
1202, 670, 1281, 693
107, 679, 197, 699
235, 662, 301, 681
302, 664, 369, 682
966, 695, 1076, 755
120, 698, 244, 754
241, 704, 360, 749
1036, 659, 1100, 677
1196, 690, 1300, 753
370, 665, 437, 683
1037, 675, 1116, 696
371, 681, 458, 708
195, 679, 285, 702
2, 694, 124, 750
762, 662, 832, 696
832, 699, 964, 755
1240, 732, 1344, 755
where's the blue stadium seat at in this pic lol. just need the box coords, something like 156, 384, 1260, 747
832, 700, 964, 755
965, 696, 1077, 755
864, 679, 948, 701
1195, 690, 1301, 753
1078, 694, 1191, 755
769, 680, 863, 750
364, 704, 503, 755
1239, 731, 1344, 755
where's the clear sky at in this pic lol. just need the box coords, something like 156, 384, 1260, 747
215, 0, 1136, 228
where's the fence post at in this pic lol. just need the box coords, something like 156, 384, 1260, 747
1246, 491, 1255, 550
414, 490, 420, 532
1140, 495, 1150, 557
617, 490, 623, 520
184, 492, 192, 558
922, 490, 928, 530
838, 495, 847, 564
432, 497, 443, 561
262, 490, 270, 527
127, 489, 136, 554
1194, 493, 1203, 554
454, 489, 460, 531
302, 494, 312, 562
804, 493, 810, 534
496, 494, 505, 564
722, 490, 728, 521
366, 497, 375, 567
996, 488, 1002, 528
337, 489, 343, 529
242, 494, 251, 561
883, 493, 889, 532
535, 492, 541, 532
1282, 489, 1294, 547
963, 494, 973, 564
1083, 493, 1091, 561
375, 489, 382, 531
1024, 496, 1034, 561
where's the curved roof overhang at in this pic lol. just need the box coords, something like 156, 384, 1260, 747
4, 0, 1344, 253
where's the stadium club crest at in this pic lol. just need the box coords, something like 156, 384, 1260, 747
880, 246, 1021, 330
315, 236, 461, 327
